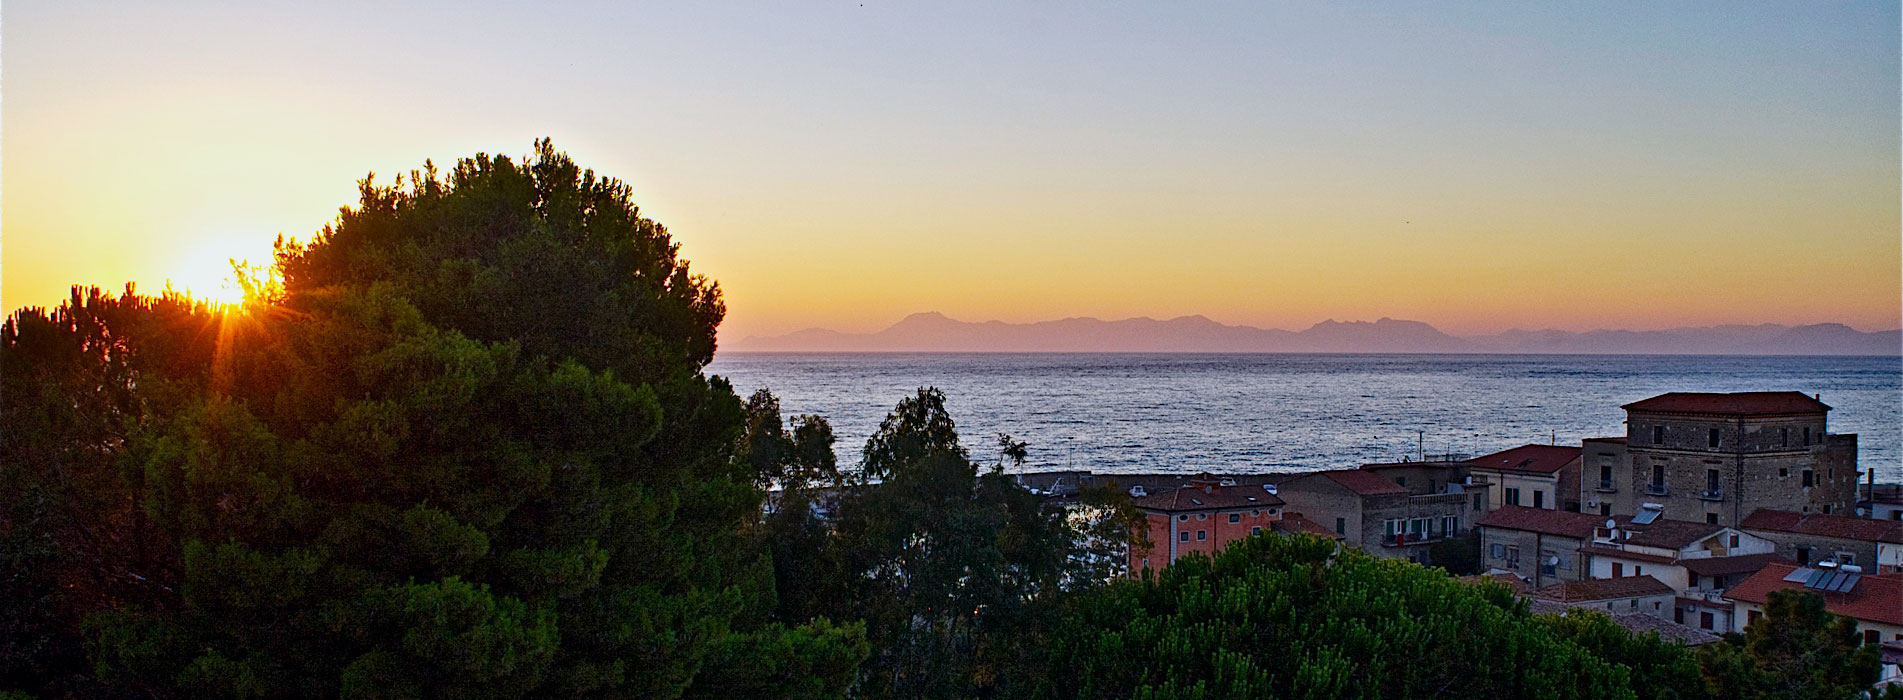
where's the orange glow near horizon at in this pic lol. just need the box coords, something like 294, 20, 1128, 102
4, 3, 1898, 339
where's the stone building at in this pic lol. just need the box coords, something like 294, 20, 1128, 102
1275, 462, 1484, 566
1475, 506, 1606, 588
1727, 563, 1903, 644
1740, 509, 1903, 573
1579, 392, 1859, 527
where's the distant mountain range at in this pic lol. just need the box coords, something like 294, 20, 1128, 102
727, 312, 1903, 355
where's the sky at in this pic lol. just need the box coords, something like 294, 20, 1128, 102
4, 1, 1899, 339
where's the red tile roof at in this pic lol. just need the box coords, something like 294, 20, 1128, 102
1726, 563, 1903, 626
1679, 553, 1791, 577
1740, 509, 1903, 544
1621, 392, 1830, 416
1467, 445, 1581, 475
1316, 469, 1408, 496
1476, 506, 1609, 539
1273, 512, 1345, 540
1531, 575, 1675, 603
1132, 484, 1284, 512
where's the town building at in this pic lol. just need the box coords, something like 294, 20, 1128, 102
1579, 392, 1859, 526
1275, 461, 1484, 566
1579, 507, 1781, 633
1726, 562, 1903, 644
1128, 474, 1285, 572
1740, 509, 1903, 573
1466, 444, 1581, 512
1862, 483, 1903, 521
1527, 575, 1678, 620
1476, 506, 1606, 588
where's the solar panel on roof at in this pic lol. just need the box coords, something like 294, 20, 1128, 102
1805, 570, 1834, 590
1833, 574, 1860, 593
1783, 568, 1815, 583
1633, 510, 1661, 525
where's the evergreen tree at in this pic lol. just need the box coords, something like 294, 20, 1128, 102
2, 142, 864, 699
1697, 589, 1883, 700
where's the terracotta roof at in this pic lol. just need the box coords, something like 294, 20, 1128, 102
1531, 575, 1675, 603
1679, 553, 1790, 577
1132, 484, 1284, 512
1467, 445, 1581, 475
1528, 600, 1724, 645
1273, 512, 1344, 540
1459, 572, 1529, 594
1621, 391, 1830, 416
1725, 563, 1903, 626
1740, 509, 1903, 544
1476, 506, 1607, 539
1579, 546, 1679, 565
1315, 469, 1408, 496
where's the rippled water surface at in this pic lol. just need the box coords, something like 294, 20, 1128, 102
706, 353, 1903, 483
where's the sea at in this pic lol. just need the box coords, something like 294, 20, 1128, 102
706, 353, 1903, 485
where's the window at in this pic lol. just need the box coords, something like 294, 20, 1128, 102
1396, 476, 1407, 487
1490, 543, 1506, 558
1708, 428, 1721, 448
1728, 534, 1739, 548
1706, 513, 1719, 525
1803, 426, 1812, 445
1506, 545, 1520, 564
1653, 425, 1665, 444
1180, 532, 1190, 542
1780, 427, 1788, 447
1251, 526, 1262, 535
1612, 562, 1624, 578
1506, 487, 1521, 506
1802, 470, 1814, 488
1335, 517, 1346, 535
1836, 552, 1856, 565
1675, 608, 1685, 624
1442, 516, 1457, 536
1533, 490, 1545, 509
1196, 513, 1207, 520
1599, 465, 1613, 489
1630, 600, 1638, 609
1635, 565, 1643, 576
1600, 503, 1612, 516
1651, 464, 1665, 487
1707, 468, 1720, 492
1747, 610, 1762, 626
1178, 515, 1189, 521
1688, 573, 1699, 588
1229, 514, 1241, 524
1196, 530, 1206, 541
1864, 629, 1880, 646
1796, 546, 1811, 564
1700, 612, 1714, 630
1473, 493, 1486, 511
1779, 468, 1788, 477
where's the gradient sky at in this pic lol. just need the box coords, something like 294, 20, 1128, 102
5, 2, 1899, 338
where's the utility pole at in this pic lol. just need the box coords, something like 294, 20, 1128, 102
1419, 431, 1425, 463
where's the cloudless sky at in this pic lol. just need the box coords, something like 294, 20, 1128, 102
5, 1, 1899, 338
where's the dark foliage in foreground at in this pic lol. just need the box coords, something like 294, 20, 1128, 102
3, 141, 864, 699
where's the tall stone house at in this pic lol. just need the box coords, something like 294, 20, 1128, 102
1578, 392, 1858, 526
1275, 461, 1486, 566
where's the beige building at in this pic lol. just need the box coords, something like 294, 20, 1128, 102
1467, 444, 1581, 512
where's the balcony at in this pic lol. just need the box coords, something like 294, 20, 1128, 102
1644, 483, 1670, 496
1596, 480, 1618, 493
1382, 533, 1444, 547
1699, 489, 1724, 501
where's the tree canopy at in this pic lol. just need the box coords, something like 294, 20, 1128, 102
2, 141, 861, 699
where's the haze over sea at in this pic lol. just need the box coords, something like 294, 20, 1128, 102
708, 353, 1903, 484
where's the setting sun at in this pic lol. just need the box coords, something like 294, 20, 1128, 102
165, 235, 275, 307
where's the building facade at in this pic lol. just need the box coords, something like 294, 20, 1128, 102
1582, 392, 1859, 527
1740, 509, 1903, 573
1467, 444, 1581, 512
1276, 462, 1485, 566
1128, 475, 1285, 572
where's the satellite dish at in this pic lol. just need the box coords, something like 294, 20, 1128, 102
1605, 519, 1617, 529
1546, 556, 1560, 565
